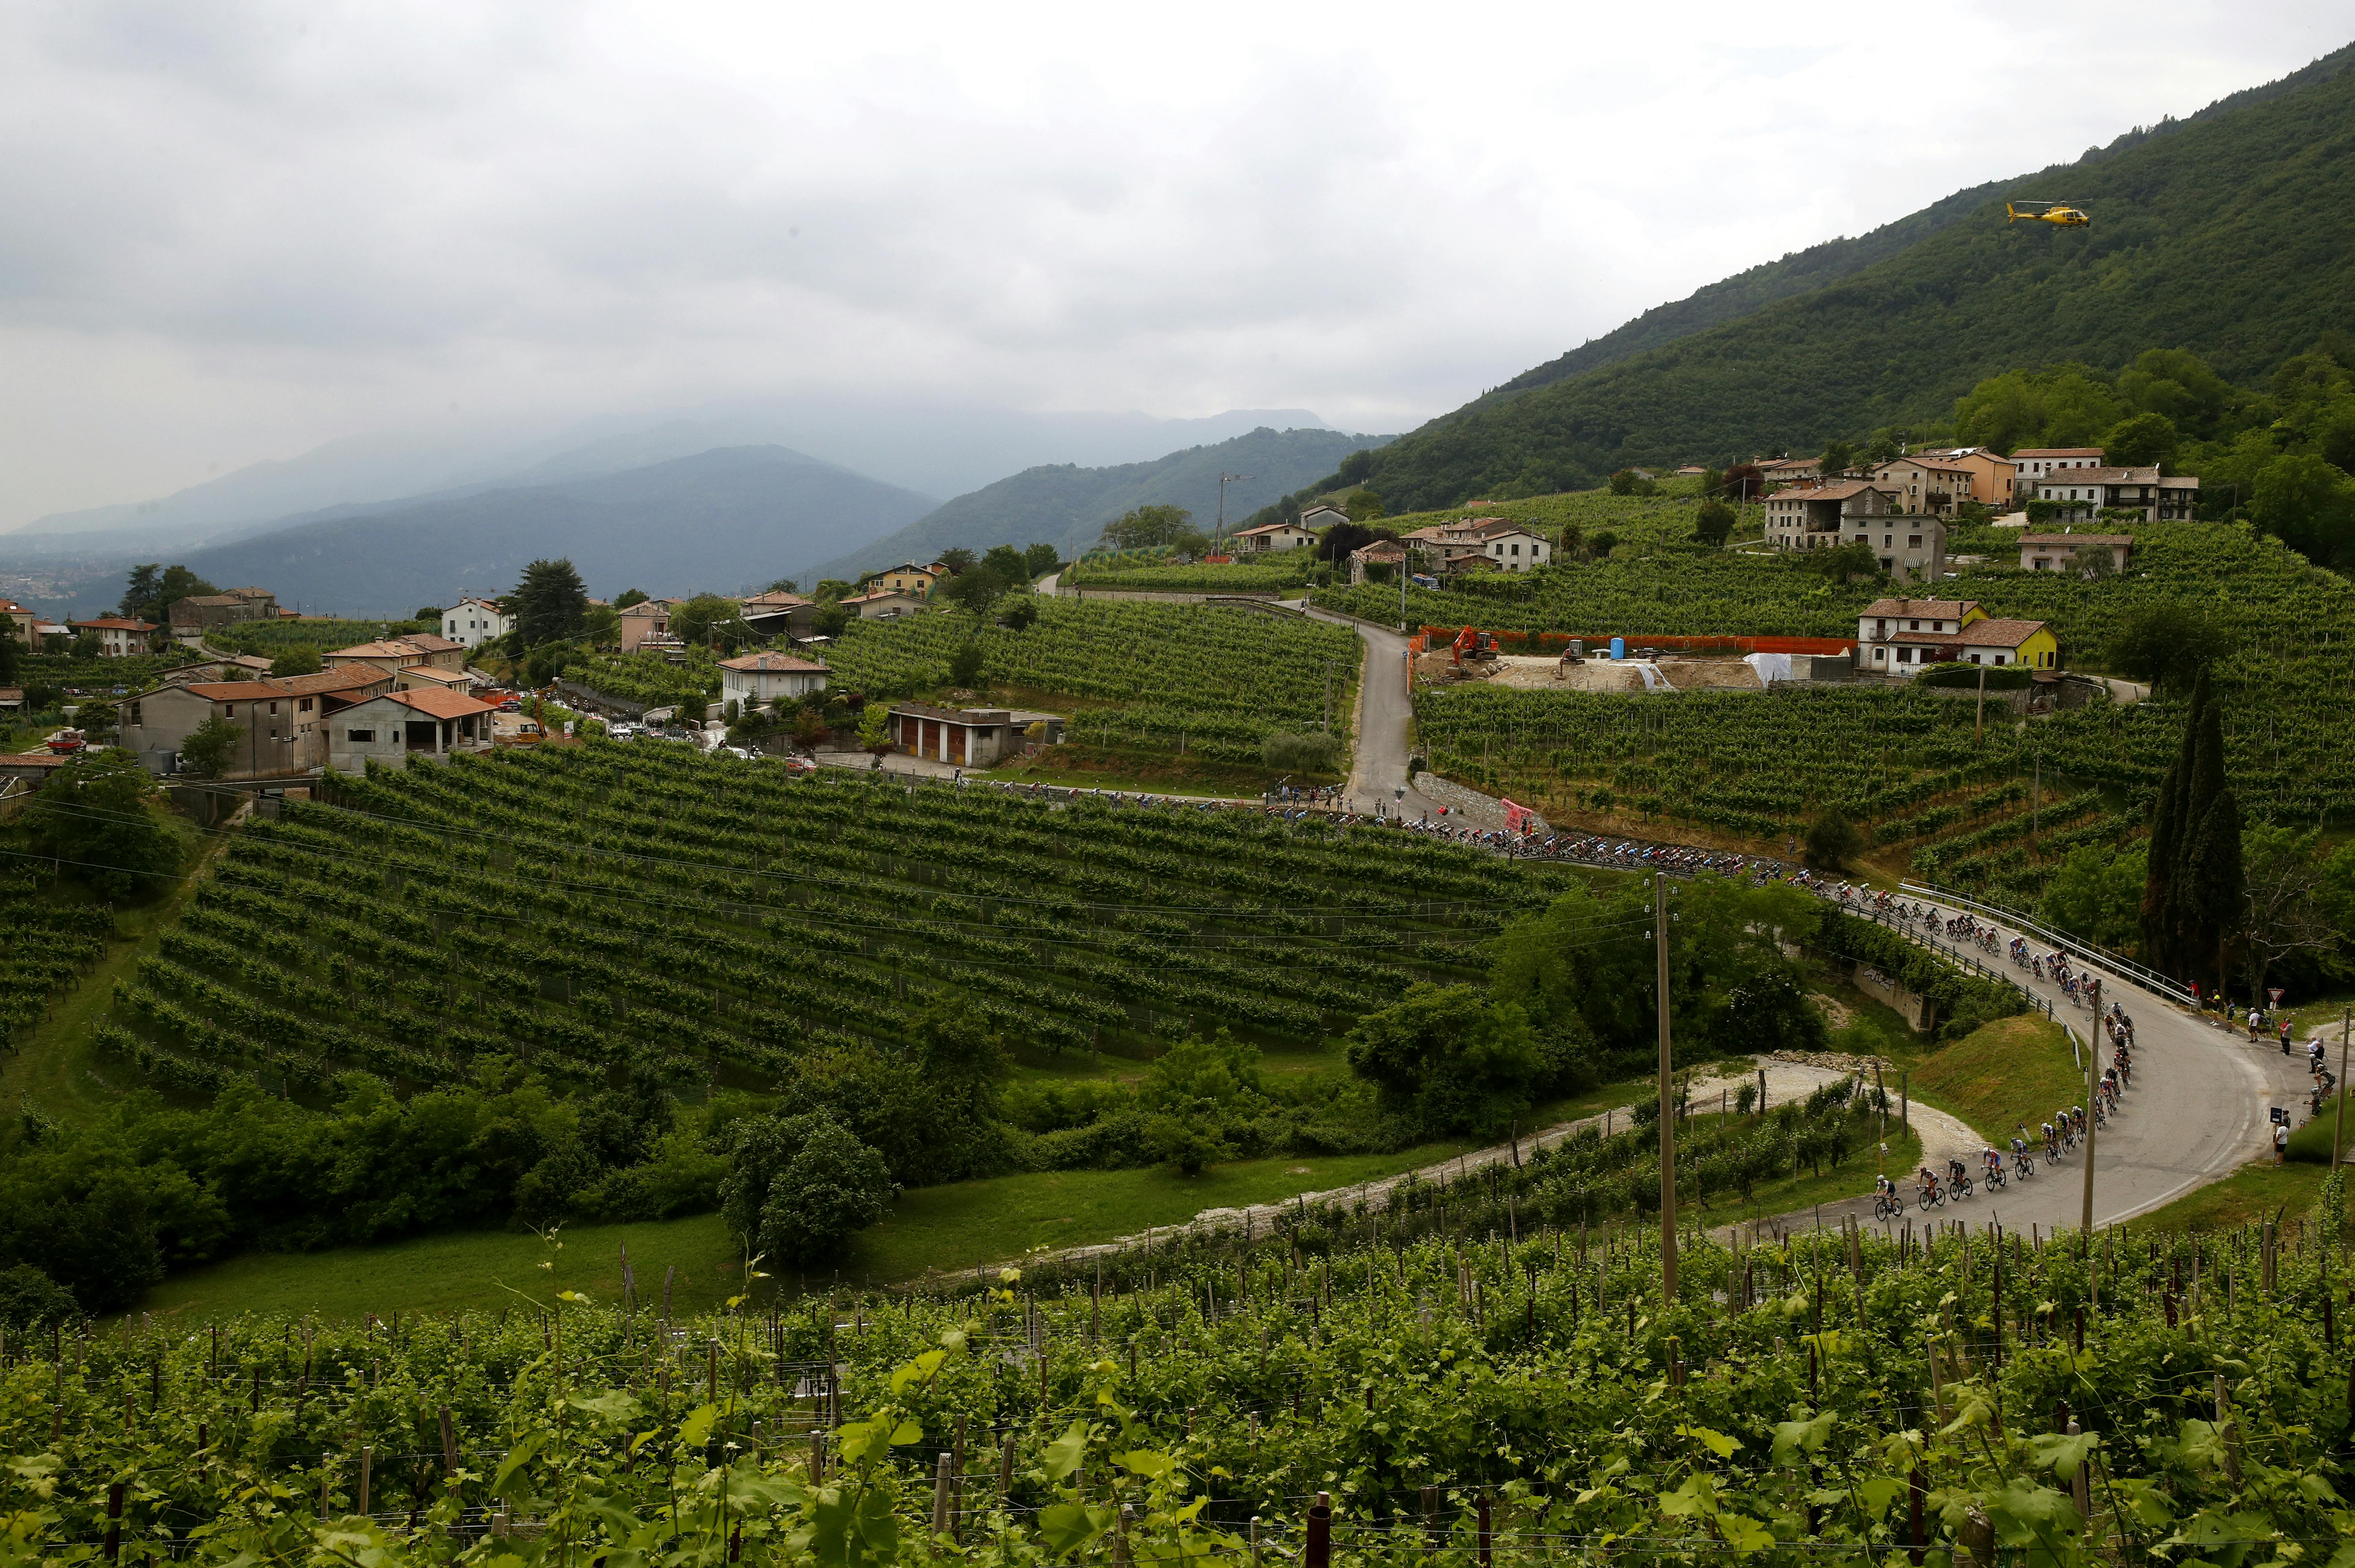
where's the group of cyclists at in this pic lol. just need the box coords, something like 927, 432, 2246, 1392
1869, 1011, 2138, 1221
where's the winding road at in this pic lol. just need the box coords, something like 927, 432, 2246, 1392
1031, 581, 2300, 1243
1301, 602, 2305, 1238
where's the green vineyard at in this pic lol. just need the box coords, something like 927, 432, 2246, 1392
92, 743, 1555, 1103
822, 601, 1362, 762
4, 1170, 2346, 1567
1314, 494, 2355, 892
1413, 682, 2142, 904
0, 874, 112, 1046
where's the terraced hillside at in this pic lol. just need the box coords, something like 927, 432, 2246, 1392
96, 743, 1561, 1099
823, 598, 1360, 762
1310, 489, 2355, 901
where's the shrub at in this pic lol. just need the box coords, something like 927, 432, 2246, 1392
721, 1112, 895, 1264
1262, 731, 1342, 773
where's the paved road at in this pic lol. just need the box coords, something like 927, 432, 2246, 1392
1299, 606, 1447, 821
1752, 895, 2313, 1241
1045, 579, 2287, 1239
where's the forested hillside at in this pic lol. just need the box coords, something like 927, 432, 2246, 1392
1288, 41, 2355, 512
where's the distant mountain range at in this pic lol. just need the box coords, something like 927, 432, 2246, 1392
808, 426, 1392, 582
4, 402, 1330, 554
175, 446, 935, 615
1271, 39, 2355, 513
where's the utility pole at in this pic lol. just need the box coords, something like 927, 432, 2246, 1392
1655, 874, 1678, 1298
2079, 1023, 2097, 1237
2335, 1005, 2350, 1170
1216, 473, 1253, 549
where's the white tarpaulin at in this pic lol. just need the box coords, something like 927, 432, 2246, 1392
1744, 652, 1793, 685
1635, 663, 1669, 691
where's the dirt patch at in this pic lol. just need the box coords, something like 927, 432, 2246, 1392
1810, 993, 1855, 1030
1437, 652, 1765, 693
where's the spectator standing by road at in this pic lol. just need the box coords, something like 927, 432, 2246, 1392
2275, 1120, 2290, 1164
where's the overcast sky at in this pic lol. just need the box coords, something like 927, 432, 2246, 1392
1, 0, 2346, 526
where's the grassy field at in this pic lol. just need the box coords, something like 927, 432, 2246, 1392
141, 1142, 1479, 1320
0, 804, 220, 1123
2125, 1161, 2329, 1234
1906, 1014, 2085, 1144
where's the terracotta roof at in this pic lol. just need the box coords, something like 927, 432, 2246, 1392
326, 640, 418, 658
400, 632, 464, 653
2011, 447, 2104, 458
2159, 476, 2200, 488
173, 594, 245, 608
1352, 541, 1408, 561
376, 688, 499, 720
1773, 480, 1893, 502
2019, 533, 2133, 546
719, 652, 829, 673
221, 587, 276, 598
841, 589, 916, 605
2032, 465, 2159, 485
1952, 618, 2050, 649
394, 665, 472, 685
1233, 521, 1310, 537
179, 664, 391, 702
1862, 598, 1980, 619
618, 600, 670, 616
71, 617, 157, 631
741, 591, 812, 609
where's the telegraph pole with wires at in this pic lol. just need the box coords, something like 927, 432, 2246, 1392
1216, 473, 1253, 550
1654, 873, 1678, 1298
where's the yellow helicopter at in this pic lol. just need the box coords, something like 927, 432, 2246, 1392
2006, 199, 2090, 227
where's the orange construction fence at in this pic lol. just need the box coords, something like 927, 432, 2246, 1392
1418, 626, 1855, 656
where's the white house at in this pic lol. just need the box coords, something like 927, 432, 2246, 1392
440, 598, 512, 649
2030, 467, 2200, 523
328, 688, 500, 773
719, 651, 830, 709
2019, 532, 2134, 573
1465, 521, 1551, 571
1296, 502, 1351, 531
68, 617, 158, 657
2010, 447, 2105, 482
840, 589, 922, 619
1230, 520, 1319, 553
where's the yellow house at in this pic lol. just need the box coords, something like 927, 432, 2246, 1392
1855, 597, 2056, 674
877, 562, 943, 596
1950, 618, 2060, 670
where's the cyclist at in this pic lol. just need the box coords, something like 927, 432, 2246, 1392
1873, 1172, 1900, 1217
2041, 1119, 2059, 1160
1915, 1165, 1942, 1207
1981, 1144, 2003, 1177
1946, 1155, 1970, 1194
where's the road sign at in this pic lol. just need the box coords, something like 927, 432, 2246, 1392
2269, 988, 2285, 1005
2271, 1107, 2289, 1125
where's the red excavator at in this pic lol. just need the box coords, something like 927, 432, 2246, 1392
1451, 627, 1499, 665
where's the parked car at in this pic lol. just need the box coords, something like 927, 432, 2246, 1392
498, 698, 521, 712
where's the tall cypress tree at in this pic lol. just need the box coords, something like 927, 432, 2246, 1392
2140, 667, 2207, 972
2185, 788, 2245, 995
2174, 682, 2233, 975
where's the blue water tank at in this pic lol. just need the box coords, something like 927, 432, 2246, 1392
1610, 636, 1626, 660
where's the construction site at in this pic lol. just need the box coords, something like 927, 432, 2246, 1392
1413, 627, 1855, 693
